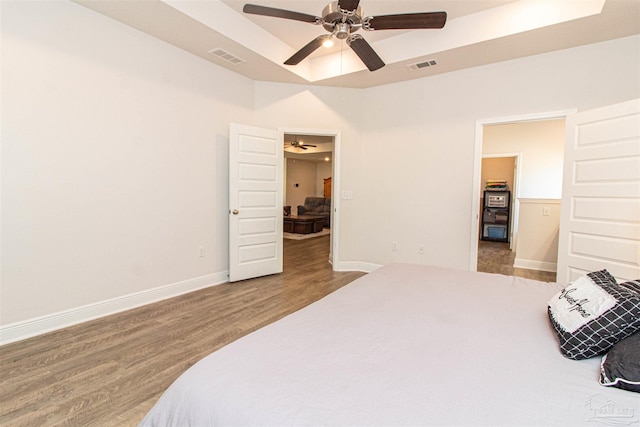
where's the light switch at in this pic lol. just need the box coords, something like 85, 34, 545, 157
543, 207, 551, 216
342, 191, 353, 200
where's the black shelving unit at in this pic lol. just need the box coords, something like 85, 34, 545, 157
481, 190, 510, 242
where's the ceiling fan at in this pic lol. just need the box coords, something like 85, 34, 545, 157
287, 136, 317, 150
243, 0, 447, 72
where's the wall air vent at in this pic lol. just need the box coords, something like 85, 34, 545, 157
208, 48, 246, 65
407, 59, 438, 71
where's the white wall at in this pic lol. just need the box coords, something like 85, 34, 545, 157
514, 199, 561, 272
256, 35, 636, 271
483, 120, 565, 199
1, 1, 254, 336
354, 35, 639, 269
252, 36, 639, 270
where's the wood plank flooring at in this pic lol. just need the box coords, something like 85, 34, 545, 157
1, 237, 556, 426
477, 240, 557, 282
0, 235, 365, 427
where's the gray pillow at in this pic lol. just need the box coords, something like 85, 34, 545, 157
618, 279, 640, 294
600, 331, 640, 393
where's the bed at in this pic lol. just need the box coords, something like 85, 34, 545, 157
140, 264, 639, 426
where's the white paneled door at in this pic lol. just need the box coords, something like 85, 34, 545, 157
229, 124, 283, 282
557, 99, 640, 284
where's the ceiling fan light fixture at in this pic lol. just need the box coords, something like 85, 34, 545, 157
335, 22, 350, 40
322, 36, 334, 48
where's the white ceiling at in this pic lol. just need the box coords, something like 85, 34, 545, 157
74, 0, 639, 88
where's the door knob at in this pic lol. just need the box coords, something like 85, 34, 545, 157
232, 209, 239, 215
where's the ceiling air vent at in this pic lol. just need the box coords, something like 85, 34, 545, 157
208, 48, 246, 65
407, 59, 438, 71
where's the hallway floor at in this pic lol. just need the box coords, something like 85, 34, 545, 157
477, 240, 557, 282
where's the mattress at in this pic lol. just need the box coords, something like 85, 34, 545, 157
140, 264, 639, 426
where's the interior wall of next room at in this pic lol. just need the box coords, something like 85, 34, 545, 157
285, 158, 318, 211
481, 157, 515, 193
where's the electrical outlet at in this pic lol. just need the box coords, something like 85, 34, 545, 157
543, 207, 551, 216
198, 246, 205, 258
392, 241, 398, 252
418, 244, 425, 255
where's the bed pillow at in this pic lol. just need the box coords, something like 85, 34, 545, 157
618, 279, 640, 294
547, 271, 640, 360
600, 331, 640, 393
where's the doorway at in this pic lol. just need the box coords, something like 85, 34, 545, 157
470, 111, 573, 279
281, 128, 341, 268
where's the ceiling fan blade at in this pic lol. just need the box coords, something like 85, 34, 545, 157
243, 4, 319, 24
337, 0, 360, 13
284, 36, 327, 65
365, 12, 447, 30
347, 35, 385, 71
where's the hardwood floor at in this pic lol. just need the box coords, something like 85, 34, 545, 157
477, 239, 557, 282
0, 235, 365, 427
1, 237, 556, 426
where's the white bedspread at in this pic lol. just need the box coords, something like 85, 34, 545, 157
140, 264, 639, 426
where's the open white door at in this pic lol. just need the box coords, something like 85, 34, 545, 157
229, 124, 283, 282
557, 99, 640, 284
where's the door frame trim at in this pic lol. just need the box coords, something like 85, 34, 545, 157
279, 127, 341, 269
470, 109, 576, 271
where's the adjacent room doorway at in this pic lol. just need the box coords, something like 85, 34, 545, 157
282, 128, 339, 269
229, 125, 341, 282
470, 111, 573, 277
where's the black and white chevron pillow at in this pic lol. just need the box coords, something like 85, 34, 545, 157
548, 271, 640, 360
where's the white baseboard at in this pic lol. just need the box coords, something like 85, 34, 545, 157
0, 271, 229, 346
336, 261, 381, 273
513, 258, 557, 273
